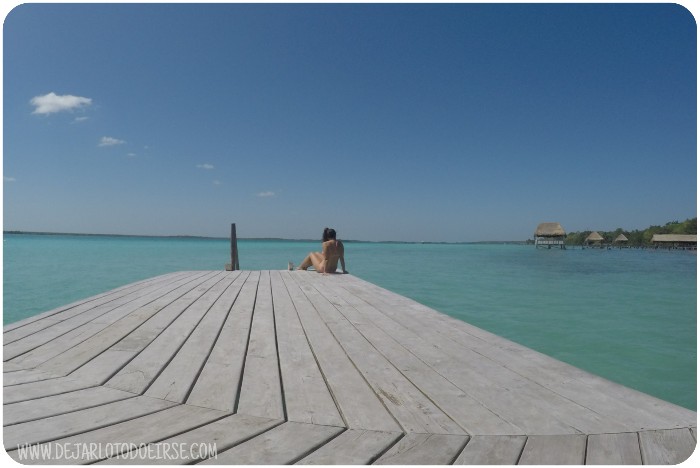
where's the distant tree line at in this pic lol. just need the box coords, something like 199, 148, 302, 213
564, 218, 697, 247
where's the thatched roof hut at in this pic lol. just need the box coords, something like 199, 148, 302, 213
651, 234, 698, 244
534, 222, 566, 249
534, 222, 566, 237
614, 234, 628, 243
585, 231, 604, 244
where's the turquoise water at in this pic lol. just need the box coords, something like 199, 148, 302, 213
3, 233, 696, 410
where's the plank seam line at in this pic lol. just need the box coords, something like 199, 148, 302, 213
448, 434, 472, 465
368, 431, 406, 465
312, 280, 472, 436
55, 271, 220, 379
138, 272, 239, 396
2, 272, 192, 345
2, 382, 104, 405
268, 271, 289, 421
180, 271, 249, 404
232, 272, 261, 414
291, 273, 405, 434
2, 394, 138, 427
288, 426, 348, 465
3, 402, 179, 452
514, 435, 529, 465
279, 271, 349, 429
14, 271, 216, 371
451, 434, 472, 465
583, 433, 590, 465
3, 374, 67, 387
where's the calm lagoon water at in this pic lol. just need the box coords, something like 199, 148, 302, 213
3, 233, 696, 410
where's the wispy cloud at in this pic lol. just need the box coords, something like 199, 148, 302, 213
99, 136, 126, 147
30, 92, 92, 115
4, 176, 16, 182
73, 116, 89, 123
126, 153, 137, 158
197, 163, 215, 170
257, 191, 275, 197
213, 180, 222, 186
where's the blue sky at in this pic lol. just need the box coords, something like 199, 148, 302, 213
2, 2, 697, 242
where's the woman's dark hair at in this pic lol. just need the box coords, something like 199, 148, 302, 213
327, 228, 337, 240
322, 227, 330, 242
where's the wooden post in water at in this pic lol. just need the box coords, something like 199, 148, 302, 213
226, 223, 240, 271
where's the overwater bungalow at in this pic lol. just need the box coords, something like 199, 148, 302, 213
613, 233, 629, 245
534, 222, 566, 249
651, 234, 697, 249
585, 231, 605, 247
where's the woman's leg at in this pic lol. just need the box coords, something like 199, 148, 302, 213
298, 252, 323, 270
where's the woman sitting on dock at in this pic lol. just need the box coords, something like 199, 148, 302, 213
298, 228, 347, 274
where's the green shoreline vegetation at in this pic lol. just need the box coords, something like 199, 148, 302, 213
563, 217, 697, 247
3, 217, 696, 246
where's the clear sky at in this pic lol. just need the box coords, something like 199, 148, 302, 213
2, 2, 697, 242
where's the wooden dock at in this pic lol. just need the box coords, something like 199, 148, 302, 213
3, 270, 696, 464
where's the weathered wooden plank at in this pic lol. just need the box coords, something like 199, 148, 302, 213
3, 396, 176, 450
98, 413, 282, 465
518, 434, 587, 465
586, 432, 642, 465
344, 275, 697, 432
311, 276, 522, 435
3, 386, 136, 425
35, 272, 219, 376
145, 272, 246, 402
236, 271, 284, 420
453, 435, 527, 464
8, 404, 227, 465
4, 272, 200, 361
105, 272, 231, 394
10, 323, 112, 368
269, 271, 344, 427
338, 277, 608, 435
3, 376, 97, 404
296, 429, 402, 465
281, 272, 400, 433
299, 272, 464, 435
186, 272, 260, 412
198, 421, 343, 465
374, 433, 468, 465
639, 428, 696, 465
2, 368, 62, 386
69, 350, 143, 384
3, 362, 27, 372
69, 274, 234, 385
3, 272, 187, 333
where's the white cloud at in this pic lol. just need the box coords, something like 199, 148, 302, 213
4, 176, 16, 182
30, 92, 92, 115
257, 191, 275, 197
99, 136, 126, 147
197, 163, 215, 170
73, 116, 89, 123
126, 153, 137, 158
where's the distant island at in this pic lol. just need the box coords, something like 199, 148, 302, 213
562, 217, 697, 247
5, 218, 696, 246
2, 230, 529, 245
